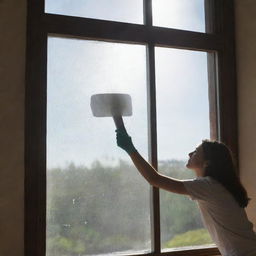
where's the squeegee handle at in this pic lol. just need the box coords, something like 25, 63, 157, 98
113, 116, 127, 133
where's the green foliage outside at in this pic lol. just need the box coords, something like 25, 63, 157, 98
46, 159, 212, 256
164, 228, 213, 248
158, 160, 204, 243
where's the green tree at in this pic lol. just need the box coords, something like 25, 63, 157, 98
46, 159, 206, 255
164, 228, 213, 248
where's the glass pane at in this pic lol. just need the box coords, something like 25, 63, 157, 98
155, 47, 215, 251
45, 0, 143, 24
153, 0, 205, 32
46, 37, 151, 256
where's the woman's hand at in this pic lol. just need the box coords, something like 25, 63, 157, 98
115, 127, 137, 155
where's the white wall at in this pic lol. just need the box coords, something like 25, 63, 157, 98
0, 0, 26, 255
235, 0, 256, 226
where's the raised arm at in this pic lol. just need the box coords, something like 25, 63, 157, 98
115, 128, 189, 195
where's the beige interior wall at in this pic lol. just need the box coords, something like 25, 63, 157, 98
0, 0, 256, 255
235, 0, 256, 226
0, 0, 26, 255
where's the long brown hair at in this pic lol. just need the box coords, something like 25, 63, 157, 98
201, 140, 250, 208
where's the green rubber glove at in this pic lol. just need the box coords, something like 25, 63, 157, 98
115, 127, 137, 155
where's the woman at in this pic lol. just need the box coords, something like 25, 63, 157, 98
115, 127, 256, 256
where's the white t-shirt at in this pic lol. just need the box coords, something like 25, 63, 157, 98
183, 176, 256, 256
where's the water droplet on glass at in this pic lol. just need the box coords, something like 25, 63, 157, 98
63, 224, 71, 228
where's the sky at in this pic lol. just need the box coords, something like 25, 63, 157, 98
45, 0, 209, 169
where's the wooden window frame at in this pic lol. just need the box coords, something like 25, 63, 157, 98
25, 0, 237, 255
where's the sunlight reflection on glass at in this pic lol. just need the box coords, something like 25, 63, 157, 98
45, 0, 143, 24
153, 0, 205, 32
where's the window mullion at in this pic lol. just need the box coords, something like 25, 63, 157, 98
147, 43, 160, 253
144, 1, 161, 253
143, 0, 152, 26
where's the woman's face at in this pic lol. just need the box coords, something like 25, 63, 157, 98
186, 144, 205, 174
